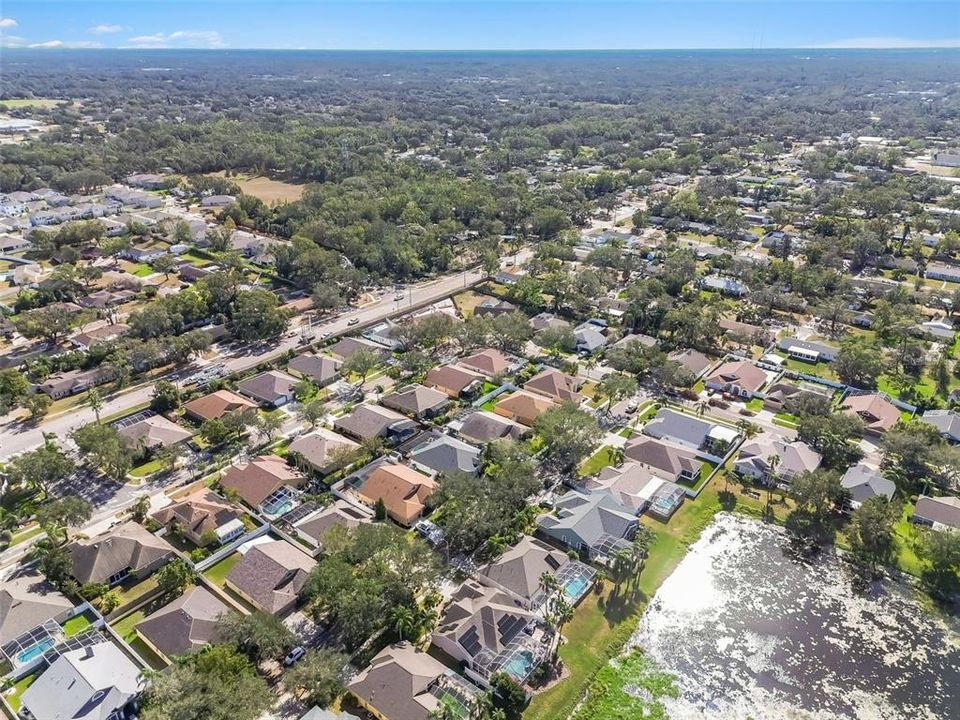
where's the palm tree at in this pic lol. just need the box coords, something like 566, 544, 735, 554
87, 388, 103, 424
631, 526, 656, 577
695, 400, 708, 417
610, 446, 625, 468
764, 454, 781, 511
390, 605, 418, 643
610, 546, 635, 590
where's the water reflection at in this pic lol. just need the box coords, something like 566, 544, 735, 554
632, 513, 960, 719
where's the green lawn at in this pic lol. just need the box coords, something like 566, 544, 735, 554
203, 553, 242, 587
579, 446, 616, 477
891, 502, 925, 577
9, 524, 43, 546
745, 398, 764, 412
5, 672, 39, 711
130, 458, 167, 478
677, 460, 718, 493
62, 612, 93, 637
112, 610, 146, 643
783, 358, 836, 380
130, 264, 154, 277
0, 98, 61, 109
110, 575, 159, 611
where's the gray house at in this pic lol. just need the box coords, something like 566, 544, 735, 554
922, 409, 960, 444
537, 490, 637, 561
408, 435, 482, 477
840, 464, 896, 509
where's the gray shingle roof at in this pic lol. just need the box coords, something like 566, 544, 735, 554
409, 435, 482, 476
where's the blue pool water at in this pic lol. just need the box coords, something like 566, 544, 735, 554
503, 650, 535, 681
563, 575, 590, 600
17, 637, 55, 664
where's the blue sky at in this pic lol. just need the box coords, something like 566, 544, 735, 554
1, 1, 957, 51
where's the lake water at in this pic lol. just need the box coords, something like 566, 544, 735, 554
632, 513, 960, 720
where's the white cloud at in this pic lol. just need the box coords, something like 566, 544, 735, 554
816, 36, 960, 49
0, 17, 18, 28
89, 24, 125, 35
0, 34, 26, 47
27, 39, 103, 49
126, 29, 225, 49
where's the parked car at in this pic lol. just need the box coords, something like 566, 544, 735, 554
347, 317, 359, 326
625, 399, 640, 414
284, 646, 306, 666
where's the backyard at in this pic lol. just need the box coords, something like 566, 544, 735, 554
111, 610, 167, 670
202, 552, 242, 587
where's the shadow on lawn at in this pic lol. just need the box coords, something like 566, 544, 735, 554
598, 583, 648, 626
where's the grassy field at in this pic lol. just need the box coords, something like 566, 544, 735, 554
0, 98, 60, 109
208, 171, 304, 203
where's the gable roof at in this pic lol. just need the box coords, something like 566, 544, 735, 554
226, 540, 315, 614
477, 536, 570, 602
435, 580, 536, 663
382, 384, 449, 417
455, 410, 526, 444
706, 360, 767, 393
0, 570, 73, 645
135, 586, 230, 658
842, 393, 900, 433
237, 370, 299, 404
328, 336, 386, 361
523, 368, 582, 403
914, 495, 960, 529
288, 428, 359, 472
840, 464, 896, 504
409, 435, 482, 476
667, 348, 713, 377
183, 389, 257, 421
220, 455, 304, 508
623, 436, 702, 479
922, 409, 960, 442
117, 414, 193, 449
68, 521, 174, 585
288, 353, 342, 385
334, 403, 410, 440
20, 641, 141, 720
355, 463, 438, 526
459, 348, 511, 377
347, 642, 450, 720
151, 489, 242, 539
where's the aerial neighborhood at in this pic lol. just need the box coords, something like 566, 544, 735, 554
0, 44, 958, 720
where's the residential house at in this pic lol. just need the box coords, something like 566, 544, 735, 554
451, 410, 527, 444
348, 642, 479, 720
71, 323, 131, 349
585, 462, 686, 518
432, 580, 545, 686
151, 489, 245, 547
911, 496, 960, 531
287, 353, 342, 387
494, 390, 557, 426
474, 298, 518, 317
333, 403, 418, 443
126, 173, 167, 189
328, 336, 388, 362
777, 337, 839, 363
288, 428, 359, 474
219, 455, 305, 517
842, 393, 901, 435
734, 436, 821, 484
68, 521, 175, 586
382, 384, 450, 419
718, 318, 772, 345
523, 367, 583, 404
925, 262, 960, 283
573, 321, 607, 354
409, 435, 482, 477
459, 348, 513, 378
225, 539, 315, 616
623, 436, 702, 484
668, 348, 713, 378
183, 389, 258, 422
291, 500, 373, 550
19, 641, 142, 720
537, 490, 638, 561
424, 364, 485, 399
0, 570, 73, 649
300, 708, 360, 720
236, 369, 299, 407
477, 535, 596, 610
529, 312, 570, 333
201, 194, 236, 208
607, 333, 658, 352
117, 414, 193, 450
700, 275, 749, 297
135, 586, 230, 661
40, 366, 115, 399
0, 233, 30, 253
349, 463, 438, 526
919, 319, 955, 341
11, 263, 45, 286
642, 409, 738, 455
705, 359, 767, 398
922, 409, 960, 444
840, 464, 896, 509
763, 381, 831, 413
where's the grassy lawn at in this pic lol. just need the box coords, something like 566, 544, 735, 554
452, 290, 487, 318
130, 458, 167, 478
783, 358, 836, 380
525, 477, 790, 720
481, 397, 500, 412
9, 524, 43, 546
677, 460, 718, 493
578, 446, 616, 477
112, 610, 146, 643
0, 98, 61, 109
203, 553, 242, 587
130, 264, 154, 277
110, 575, 159, 611
745, 398, 764, 412
891, 502, 925, 577
5, 671, 39, 711
62, 612, 93, 637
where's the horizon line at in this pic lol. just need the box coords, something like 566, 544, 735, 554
3, 46, 960, 52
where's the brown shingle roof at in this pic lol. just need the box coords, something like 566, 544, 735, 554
183, 390, 257, 422
459, 348, 511, 377
424, 364, 484, 397
381, 384, 449, 417
287, 353, 341, 385
225, 540, 315, 615
236, 370, 298, 405
118, 415, 193, 449
288, 428, 359, 473
523, 368, 583, 403
347, 642, 449, 720
355, 463, 437, 526
151, 490, 242, 540
842, 393, 900, 433
493, 390, 557, 426
135, 586, 230, 658
220, 455, 304, 508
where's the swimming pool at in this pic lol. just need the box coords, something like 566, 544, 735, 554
16, 637, 55, 664
502, 650, 535, 681
563, 575, 590, 601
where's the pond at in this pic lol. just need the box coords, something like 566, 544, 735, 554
631, 513, 960, 720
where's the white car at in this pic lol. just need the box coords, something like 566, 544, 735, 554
395, 292, 405, 301
283, 646, 306, 666
347, 317, 359, 326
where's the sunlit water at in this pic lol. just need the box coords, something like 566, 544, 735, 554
631, 513, 960, 720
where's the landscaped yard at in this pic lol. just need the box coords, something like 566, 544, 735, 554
62, 612, 94, 637
203, 553, 242, 587
130, 264, 154, 277
746, 398, 764, 412
112, 610, 167, 670
578, 446, 617, 477
4, 671, 39, 711
783, 357, 836, 380
130, 457, 167, 478
110, 575, 159, 611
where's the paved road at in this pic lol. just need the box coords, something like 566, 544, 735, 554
0, 253, 529, 460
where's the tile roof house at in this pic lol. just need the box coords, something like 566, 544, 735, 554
840, 464, 896, 509
523, 368, 583, 404
225, 539, 315, 616
292, 500, 373, 550
117, 414, 193, 450
623, 436, 702, 484
477, 535, 593, 609
432, 579, 540, 683
219, 455, 305, 513
135, 585, 230, 661
237, 369, 299, 407
183, 389, 258, 422
734, 437, 822, 484
382, 384, 450, 419
287, 353, 342, 387
668, 348, 713, 378
705, 359, 767, 398
328, 336, 387, 362
424, 364, 485, 399
494, 390, 557, 427
537, 490, 638, 561
151, 489, 245, 547
352, 463, 438, 526
459, 348, 512, 378
334, 403, 418, 442
842, 393, 901, 434
68, 521, 175, 586
288, 428, 360, 474
0, 570, 73, 647
19, 641, 142, 720
922, 409, 960, 444
911, 496, 960, 531
453, 410, 527, 444
584, 462, 685, 518
348, 642, 477, 720
409, 435, 482, 477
